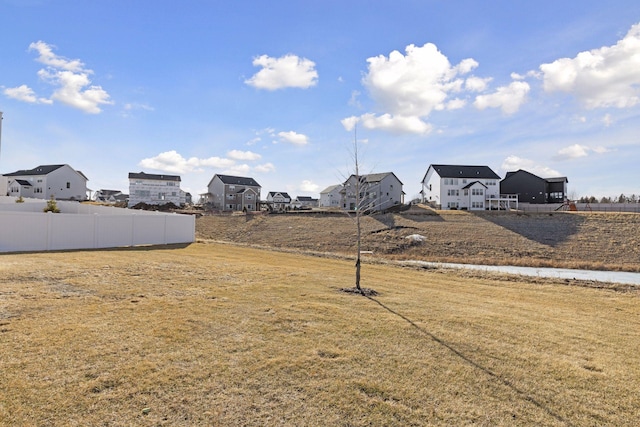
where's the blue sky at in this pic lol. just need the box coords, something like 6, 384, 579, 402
1, 0, 639, 201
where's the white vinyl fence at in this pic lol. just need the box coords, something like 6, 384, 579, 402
0, 197, 195, 253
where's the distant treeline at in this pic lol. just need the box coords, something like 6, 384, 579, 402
578, 194, 639, 203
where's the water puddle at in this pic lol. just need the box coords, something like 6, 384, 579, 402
402, 261, 640, 286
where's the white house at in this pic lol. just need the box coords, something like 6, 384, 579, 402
421, 164, 500, 210
4, 164, 89, 200
341, 172, 404, 212
128, 172, 186, 207
290, 195, 318, 210
266, 191, 291, 211
204, 174, 261, 211
94, 189, 128, 204
319, 184, 343, 208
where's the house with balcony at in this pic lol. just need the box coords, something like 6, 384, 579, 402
128, 172, 186, 207
341, 172, 403, 212
4, 164, 89, 201
500, 169, 568, 204
421, 164, 501, 210
204, 174, 261, 211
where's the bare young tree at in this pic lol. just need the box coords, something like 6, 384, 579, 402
342, 126, 379, 296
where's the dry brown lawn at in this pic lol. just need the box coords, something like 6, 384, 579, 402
1, 242, 639, 426
196, 208, 640, 271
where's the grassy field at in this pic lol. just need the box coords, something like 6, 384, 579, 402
1, 242, 639, 426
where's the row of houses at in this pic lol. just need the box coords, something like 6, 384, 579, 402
2, 163, 569, 212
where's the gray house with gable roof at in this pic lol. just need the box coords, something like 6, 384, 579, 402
340, 172, 404, 212
204, 174, 261, 211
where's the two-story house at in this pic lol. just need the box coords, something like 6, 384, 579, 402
266, 191, 291, 211
94, 189, 128, 204
205, 174, 261, 211
341, 172, 404, 212
128, 172, 186, 207
319, 184, 343, 208
500, 169, 568, 204
4, 164, 89, 201
290, 195, 319, 210
421, 164, 500, 210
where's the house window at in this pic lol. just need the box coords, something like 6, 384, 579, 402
167, 182, 175, 186
229, 185, 235, 191
447, 189, 459, 196
472, 188, 484, 196
447, 202, 459, 209
463, 189, 468, 196
227, 204, 235, 210
66, 182, 71, 189
472, 201, 484, 209
246, 194, 253, 200
227, 194, 235, 200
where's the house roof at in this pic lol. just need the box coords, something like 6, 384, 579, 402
96, 189, 123, 196
4, 164, 66, 177
461, 180, 487, 189
213, 174, 261, 187
5, 164, 89, 181
268, 191, 291, 199
296, 196, 317, 201
14, 179, 32, 186
424, 165, 500, 181
345, 172, 403, 185
128, 172, 181, 181
504, 169, 569, 183
320, 184, 342, 194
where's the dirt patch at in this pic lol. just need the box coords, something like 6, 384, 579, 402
196, 208, 640, 272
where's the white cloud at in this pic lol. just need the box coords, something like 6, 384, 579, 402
347, 42, 505, 135
299, 180, 320, 192
465, 76, 491, 92
124, 103, 154, 112
254, 163, 276, 173
474, 81, 530, 114
539, 22, 640, 109
4, 41, 113, 113
362, 43, 477, 118
341, 113, 433, 135
353, 113, 433, 135
341, 116, 359, 132
29, 40, 84, 72
245, 54, 318, 90
554, 144, 611, 160
555, 144, 590, 160
3, 84, 51, 104
139, 150, 235, 174
277, 130, 309, 146
445, 98, 466, 110
501, 155, 561, 177
227, 150, 262, 161
225, 164, 251, 175
602, 113, 613, 127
